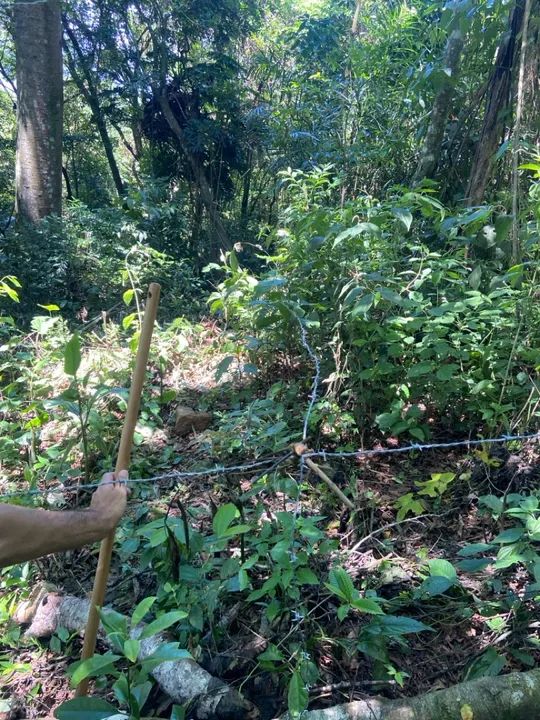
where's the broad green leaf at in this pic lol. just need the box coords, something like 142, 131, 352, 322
123, 639, 140, 663
296, 567, 319, 585
350, 597, 384, 614
428, 559, 457, 581
37, 303, 60, 311
416, 575, 454, 598
68, 654, 120, 686
333, 222, 380, 248
139, 643, 192, 671
468, 265, 482, 290
458, 543, 495, 557
54, 697, 121, 720
492, 528, 524, 544
457, 558, 493, 572
213, 503, 239, 536
287, 670, 308, 718
494, 544, 525, 569
64, 334, 82, 376
465, 647, 506, 680
327, 567, 355, 603
392, 207, 413, 232
139, 611, 188, 640
258, 644, 285, 662
377, 615, 432, 635
171, 706, 186, 720
123, 289, 135, 306
131, 597, 157, 628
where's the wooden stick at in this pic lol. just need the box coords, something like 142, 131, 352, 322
76, 283, 161, 697
294, 443, 355, 511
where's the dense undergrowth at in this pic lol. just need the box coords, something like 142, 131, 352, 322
1, 163, 540, 719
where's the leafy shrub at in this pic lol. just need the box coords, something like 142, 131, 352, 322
209, 166, 540, 439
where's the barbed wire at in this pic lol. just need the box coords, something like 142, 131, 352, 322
1, 317, 539, 504
0, 456, 291, 501
305, 431, 540, 461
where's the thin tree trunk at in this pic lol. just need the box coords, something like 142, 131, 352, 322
511, 0, 532, 262
13, 0, 63, 223
413, 28, 464, 184
62, 165, 73, 200
159, 91, 231, 251
241, 150, 253, 221
466, 0, 525, 205
351, 0, 362, 35
62, 18, 125, 198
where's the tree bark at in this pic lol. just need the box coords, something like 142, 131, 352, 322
413, 28, 464, 184
466, 0, 525, 205
21, 591, 257, 719
511, 0, 532, 262
158, 91, 231, 251
13, 0, 63, 223
62, 18, 126, 198
278, 668, 540, 720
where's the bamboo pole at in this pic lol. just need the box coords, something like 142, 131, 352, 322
294, 443, 354, 511
76, 283, 161, 697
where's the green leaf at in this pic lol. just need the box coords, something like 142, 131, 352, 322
54, 698, 121, 720
457, 558, 493, 572
350, 597, 384, 614
494, 544, 524, 570
468, 265, 482, 290
64, 334, 82, 376
296, 567, 319, 585
123, 313, 138, 332
171, 705, 186, 720
458, 543, 495, 557
465, 648, 506, 680
416, 576, 454, 598
333, 222, 380, 248
37, 303, 60, 312
492, 528, 524, 544
123, 289, 135, 306
287, 670, 308, 718
123, 639, 140, 663
436, 364, 459, 381
213, 503, 239, 536
327, 567, 356, 603
408, 362, 433, 378
258, 644, 285, 662
131, 597, 157, 628
68, 654, 120, 686
377, 615, 432, 635
428, 559, 457, 581
139, 611, 188, 640
140, 643, 192, 670
392, 207, 413, 232
215, 355, 235, 380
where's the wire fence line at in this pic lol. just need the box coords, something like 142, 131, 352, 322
1, 318, 539, 502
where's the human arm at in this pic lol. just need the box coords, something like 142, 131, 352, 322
0, 471, 128, 568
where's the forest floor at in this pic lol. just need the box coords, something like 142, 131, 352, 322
2, 324, 540, 719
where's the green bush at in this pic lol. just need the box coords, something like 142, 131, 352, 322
209, 167, 540, 438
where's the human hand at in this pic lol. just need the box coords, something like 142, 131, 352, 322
89, 470, 129, 531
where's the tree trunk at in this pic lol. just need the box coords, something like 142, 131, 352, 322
62, 18, 125, 198
511, 0, 533, 262
413, 28, 464, 184
13, 0, 63, 223
278, 668, 540, 720
158, 91, 231, 251
466, 0, 525, 205
20, 591, 256, 720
